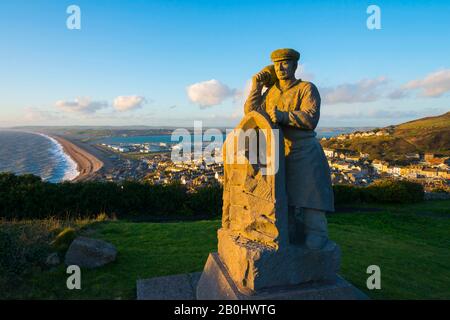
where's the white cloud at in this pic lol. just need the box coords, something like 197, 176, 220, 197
320, 69, 450, 103
113, 95, 147, 112
403, 69, 450, 97
321, 76, 388, 105
55, 97, 108, 114
187, 79, 236, 108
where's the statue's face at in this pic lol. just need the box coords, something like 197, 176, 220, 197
274, 60, 297, 80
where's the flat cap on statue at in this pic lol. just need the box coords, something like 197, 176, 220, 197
270, 48, 300, 62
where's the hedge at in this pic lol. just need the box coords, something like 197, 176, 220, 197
0, 173, 424, 220
334, 179, 424, 205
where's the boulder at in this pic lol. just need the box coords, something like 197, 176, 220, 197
65, 236, 117, 268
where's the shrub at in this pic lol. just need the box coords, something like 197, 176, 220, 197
333, 180, 424, 205
333, 185, 362, 205
362, 179, 424, 203
188, 183, 223, 218
0, 173, 221, 220
0, 173, 426, 220
430, 187, 450, 193
0, 222, 52, 295
0, 219, 88, 299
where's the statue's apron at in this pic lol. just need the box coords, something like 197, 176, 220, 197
283, 129, 335, 212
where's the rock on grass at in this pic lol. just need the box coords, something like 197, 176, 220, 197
65, 237, 117, 268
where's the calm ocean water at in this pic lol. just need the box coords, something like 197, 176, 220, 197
0, 130, 78, 183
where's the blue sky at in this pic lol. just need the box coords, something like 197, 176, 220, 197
0, 0, 449, 127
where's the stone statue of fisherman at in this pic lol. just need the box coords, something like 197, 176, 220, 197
244, 48, 334, 250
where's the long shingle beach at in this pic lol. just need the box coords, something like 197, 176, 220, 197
50, 135, 104, 181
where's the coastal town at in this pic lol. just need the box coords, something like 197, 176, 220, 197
89, 141, 224, 189
324, 148, 449, 191
321, 128, 450, 191
84, 128, 450, 193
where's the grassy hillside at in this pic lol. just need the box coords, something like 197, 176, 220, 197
322, 111, 450, 161
394, 112, 450, 156
396, 111, 450, 130
1, 200, 449, 300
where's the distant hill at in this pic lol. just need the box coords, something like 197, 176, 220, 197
396, 112, 450, 130
321, 111, 450, 162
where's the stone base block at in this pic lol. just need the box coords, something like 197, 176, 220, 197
137, 272, 201, 300
196, 253, 368, 300
218, 229, 340, 292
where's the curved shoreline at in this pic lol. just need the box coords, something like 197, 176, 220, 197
38, 134, 79, 181
49, 135, 104, 181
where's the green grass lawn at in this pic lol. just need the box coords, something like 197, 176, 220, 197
2, 200, 449, 300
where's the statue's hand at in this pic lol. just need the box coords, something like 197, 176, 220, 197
251, 71, 271, 90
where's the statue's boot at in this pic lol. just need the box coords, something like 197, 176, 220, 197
303, 208, 328, 250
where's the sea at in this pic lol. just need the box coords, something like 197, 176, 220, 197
0, 130, 79, 183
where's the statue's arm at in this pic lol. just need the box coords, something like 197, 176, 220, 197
276, 82, 321, 130
244, 87, 266, 114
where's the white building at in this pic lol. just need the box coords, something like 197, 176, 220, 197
323, 148, 335, 158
